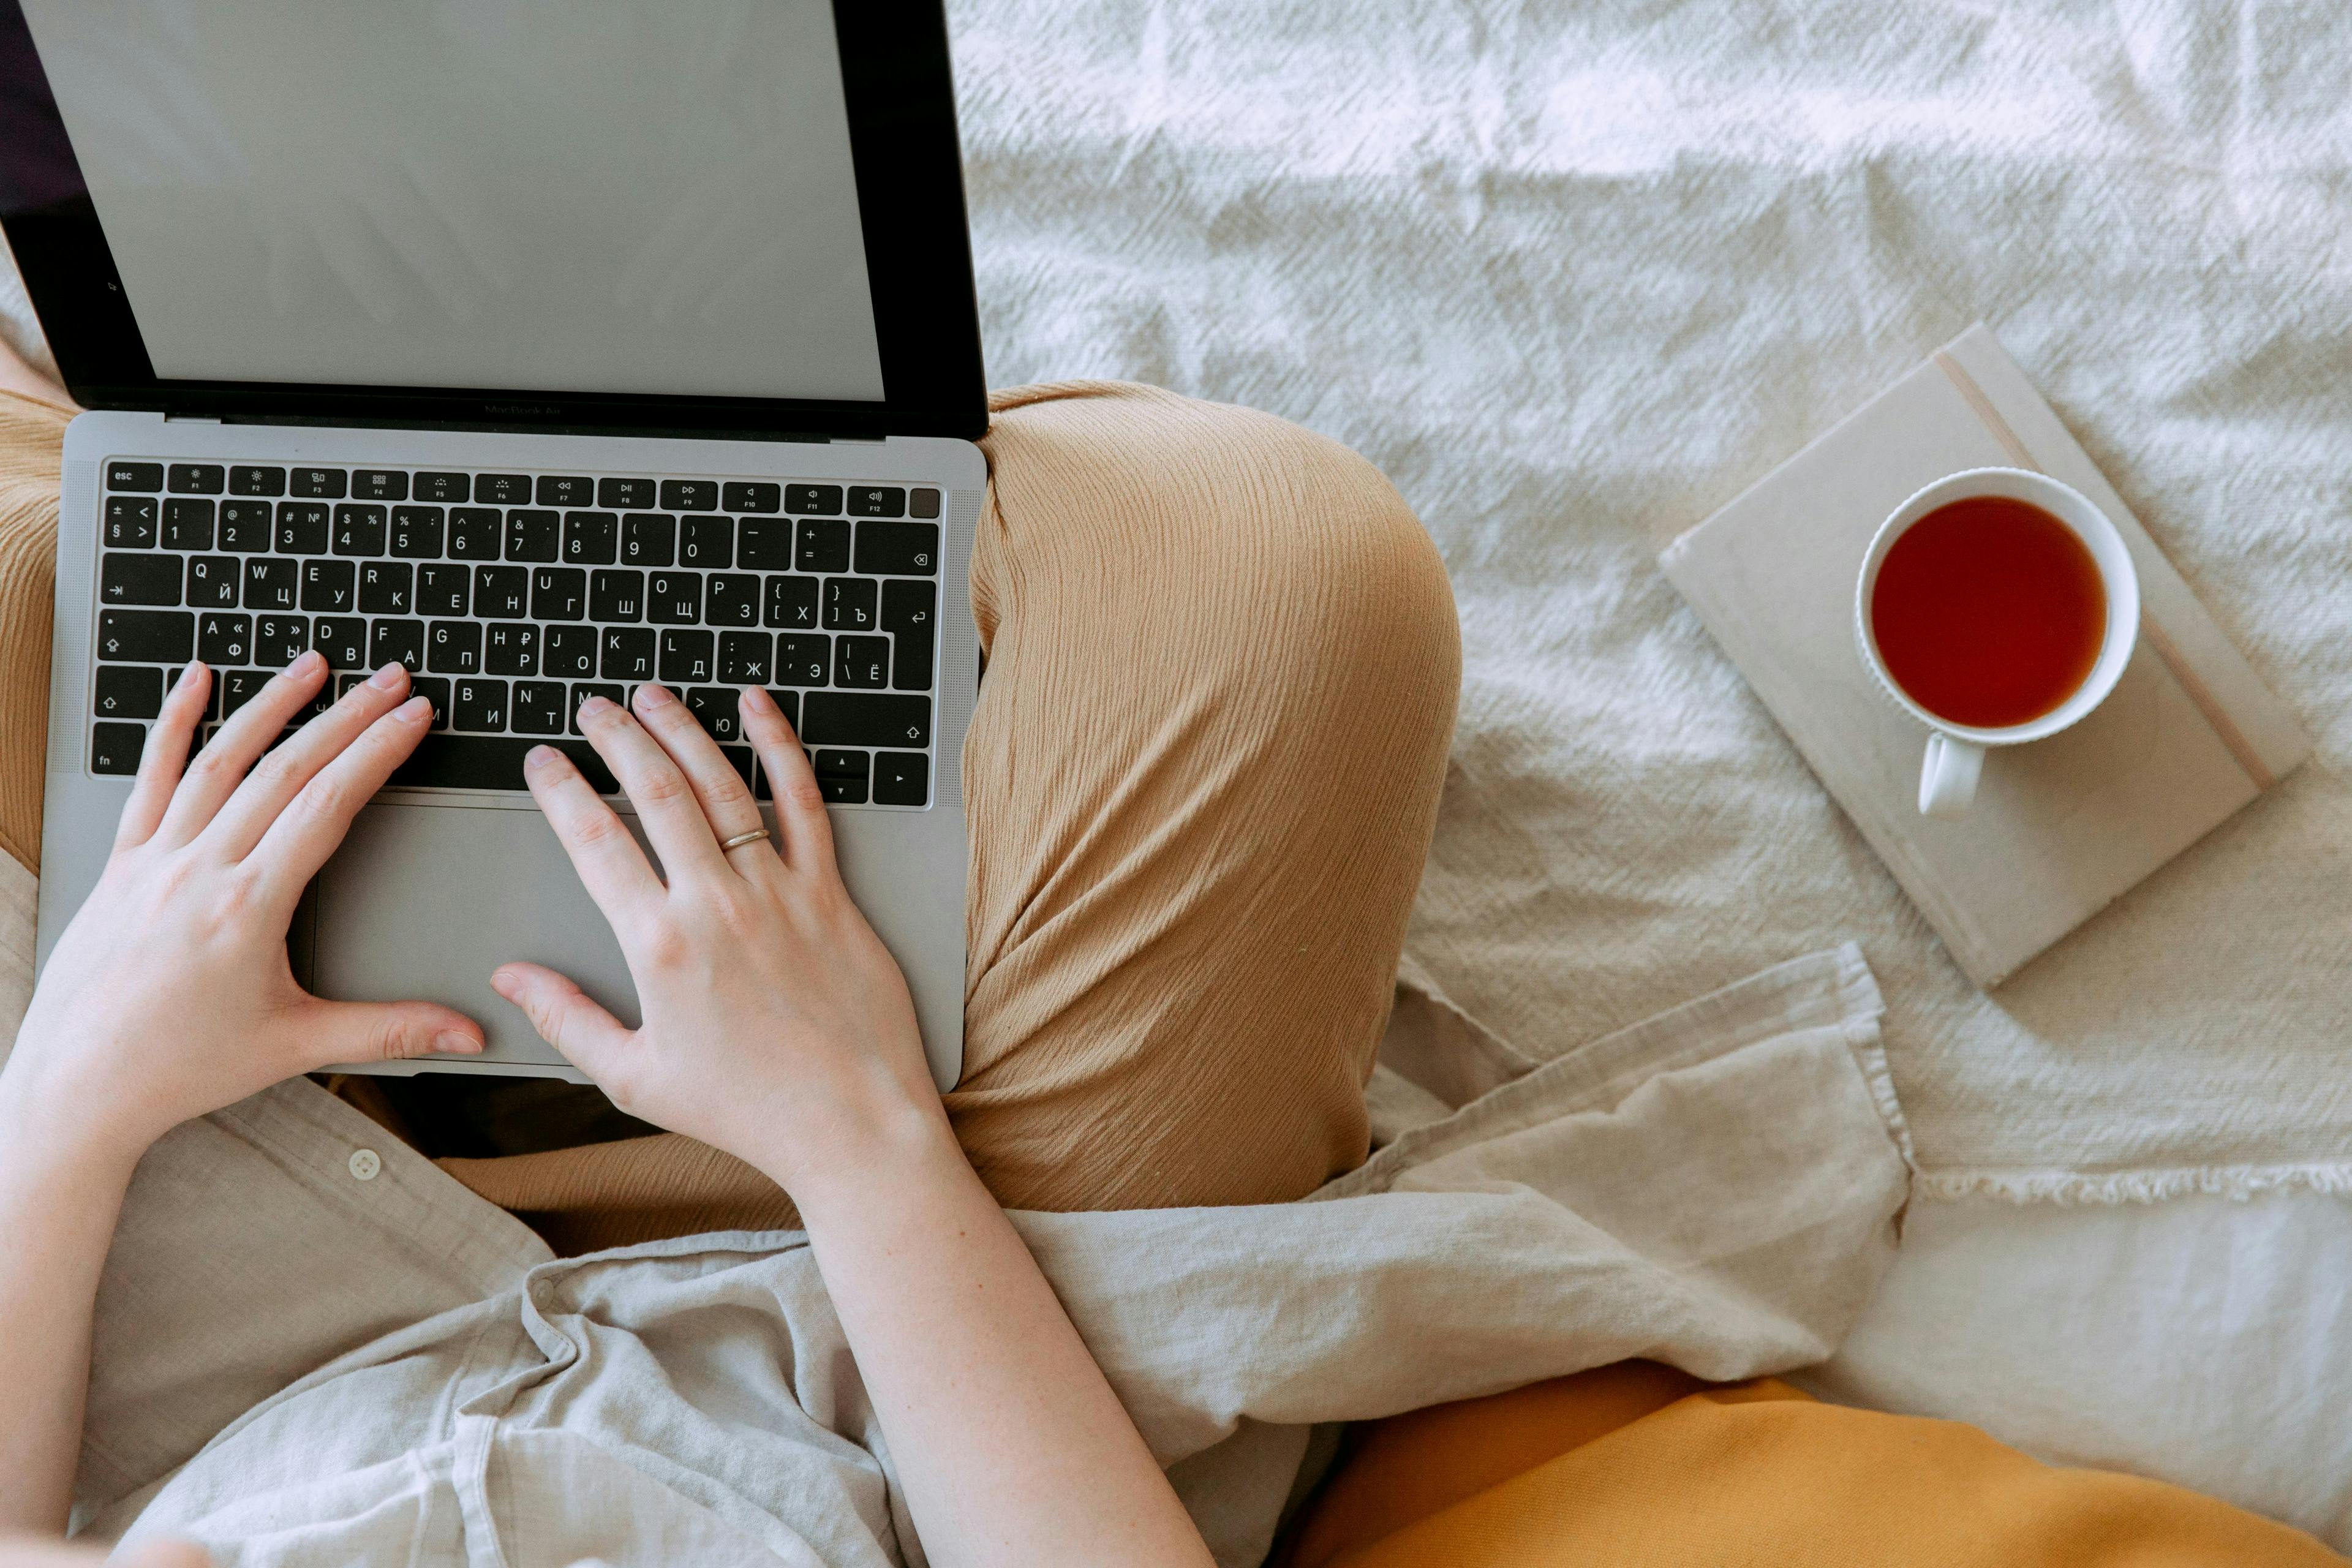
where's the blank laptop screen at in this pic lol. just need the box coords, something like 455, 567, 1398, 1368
16, 0, 887, 403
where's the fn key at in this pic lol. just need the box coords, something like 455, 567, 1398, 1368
92, 722, 147, 775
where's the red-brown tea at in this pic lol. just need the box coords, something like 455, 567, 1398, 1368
1869, 495, 2106, 729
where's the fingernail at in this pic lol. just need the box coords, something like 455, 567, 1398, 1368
741, 685, 775, 715
524, 745, 557, 772
293, 649, 326, 675
578, 696, 615, 719
434, 1028, 482, 1055
399, 696, 432, 721
175, 662, 203, 690
635, 682, 674, 708
368, 661, 408, 690
491, 968, 519, 998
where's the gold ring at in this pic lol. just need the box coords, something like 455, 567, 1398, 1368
718, 827, 772, 851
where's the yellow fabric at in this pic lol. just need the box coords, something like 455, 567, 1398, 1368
0, 388, 72, 873
1276, 1363, 2342, 1568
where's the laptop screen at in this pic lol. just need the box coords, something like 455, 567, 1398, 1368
13, 0, 887, 405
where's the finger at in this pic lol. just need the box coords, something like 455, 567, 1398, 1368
202, 661, 415, 861
741, 685, 835, 874
573, 694, 729, 882
288, 996, 484, 1070
115, 1539, 213, 1568
628, 684, 768, 859
491, 962, 633, 1082
114, 663, 212, 850
521, 742, 666, 918
242, 694, 435, 902
154, 650, 333, 846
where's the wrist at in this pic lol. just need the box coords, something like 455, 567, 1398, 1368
742, 1081, 969, 1229
0, 1054, 153, 1191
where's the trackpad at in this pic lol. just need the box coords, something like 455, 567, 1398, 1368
311, 802, 642, 1077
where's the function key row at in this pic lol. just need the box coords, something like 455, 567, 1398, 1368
105, 461, 938, 518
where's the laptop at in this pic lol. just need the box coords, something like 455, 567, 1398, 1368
4, 0, 984, 1091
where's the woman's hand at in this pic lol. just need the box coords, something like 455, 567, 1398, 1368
493, 683, 941, 1200
2, 654, 483, 1170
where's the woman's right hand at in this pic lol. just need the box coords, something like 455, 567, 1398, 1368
492, 683, 946, 1202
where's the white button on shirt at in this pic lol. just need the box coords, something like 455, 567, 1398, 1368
347, 1148, 382, 1182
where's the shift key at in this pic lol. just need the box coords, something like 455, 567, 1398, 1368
800, 691, 930, 749
97, 608, 194, 662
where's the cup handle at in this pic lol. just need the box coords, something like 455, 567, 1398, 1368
1919, 733, 1984, 820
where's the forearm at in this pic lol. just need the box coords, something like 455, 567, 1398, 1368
774, 1113, 1212, 1568
0, 1078, 140, 1534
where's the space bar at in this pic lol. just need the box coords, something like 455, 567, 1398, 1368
386, 735, 620, 796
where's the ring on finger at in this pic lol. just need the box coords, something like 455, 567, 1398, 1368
718, 827, 772, 852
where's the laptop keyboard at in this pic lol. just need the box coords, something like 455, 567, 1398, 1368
88, 459, 943, 808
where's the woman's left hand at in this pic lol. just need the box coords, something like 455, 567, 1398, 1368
1, 653, 483, 1170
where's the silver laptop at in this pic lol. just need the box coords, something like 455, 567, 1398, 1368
6, 0, 985, 1091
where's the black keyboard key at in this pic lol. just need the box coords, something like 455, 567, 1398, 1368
453, 677, 508, 732
475, 565, 530, 619
274, 501, 329, 555
786, 483, 842, 515
679, 514, 733, 568
186, 556, 240, 608
564, 511, 618, 565
823, 578, 877, 631
706, 572, 760, 627
167, 462, 225, 496
766, 576, 819, 630
537, 475, 594, 507
796, 519, 850, 573
254, 615, 308, 668
197, 612, 251, 665
413, 472, 468, 503
589, 568, 645, 622
91, 720, 146, 775
352, 469, 407, 502
880, 579, 936, 693
718, 630, 771, 684
776, 633, 829, 685
162, 499, 215, 551
243, 558, 299, 611
647, 571, 702, 625
812, 748, 869, 804
846, 485, 905, 519
485, 622, 538, 676
542, 625, 599, 679
872, 750, 929, 807
834, 634, 889, 688
600, 628, 655, 680
391, 506, 447, 559
333, 503, 387, 556
217, 500, 273, 551
370, 619, 425, 673
428, 620, 482, 674
313, 616, 368, 670
104, 496, 158, 548
101, 552, 180, 606
764, 688, 802, 731
220, 668, 271, 718
911, 488, 941, 519
414, 562, 469, 617
358, 561, 413, 616
531, 566, 587, 621
476, 474, 531, 505
737, 518, 793, 570
410, 676, 452, 727
300, 559, 356, 612
597, 477, 654, 509
391, 733, 618, 794
684, 687, 741, 743
802, 691, 930, 748
570, 683, 624, 734
722, 481, 780, 514
505, 509, 560, 562
449, 507, 503, 559
230, 465, 287, 497
658, 629, 714, 684
511, 680, 567, 736
658, 480, 715, 511
854, 521, 940, 576
107, 461, 164, 492
94, 665, 164, 720
290, 467, 347, 499
622, 513, 676, 567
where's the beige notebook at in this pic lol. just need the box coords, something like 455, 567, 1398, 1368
1660, 324, 2309, 987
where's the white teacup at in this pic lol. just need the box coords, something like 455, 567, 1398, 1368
1855, 467, 2141, 821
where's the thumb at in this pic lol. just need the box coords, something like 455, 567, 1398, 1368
491, 962, 631, 1078
291, 997, 485, 1068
